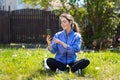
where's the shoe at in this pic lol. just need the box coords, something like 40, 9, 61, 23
75, 69, 81, 75
56, 68, 64, 73
43, 58, 50, 69
66, 67, 69, 72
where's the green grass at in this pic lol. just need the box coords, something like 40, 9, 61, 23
0, 48, 120, 80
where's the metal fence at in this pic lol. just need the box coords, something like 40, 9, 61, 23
0, 10, 10, 43
0, 9, 60, 44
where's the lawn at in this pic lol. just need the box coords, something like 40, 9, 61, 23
0, 48, 120, 80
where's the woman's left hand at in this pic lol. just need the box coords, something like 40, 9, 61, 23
54, 38, 61, 44
54, 38, 67, 48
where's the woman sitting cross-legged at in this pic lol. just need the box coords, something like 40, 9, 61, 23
46, 13, 90, 73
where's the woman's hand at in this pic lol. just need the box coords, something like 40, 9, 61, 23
46, 35, 52, 50
54, 38, 61, 44
46, 35, 52, 45
54, 38, 67, 48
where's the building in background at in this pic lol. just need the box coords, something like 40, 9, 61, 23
0, 0, 40, 11
0, 0, 17, 11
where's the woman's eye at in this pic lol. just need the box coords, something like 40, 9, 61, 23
63, 21, 66, 23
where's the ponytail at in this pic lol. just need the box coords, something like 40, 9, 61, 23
71, 22, 80, 33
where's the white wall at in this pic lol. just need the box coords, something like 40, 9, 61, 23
3, 0, 17, 11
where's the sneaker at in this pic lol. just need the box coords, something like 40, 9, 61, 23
56, 68, 64, 73
75, 69, 81, 75
66, 67, 70, 72
43, 58, 50, 69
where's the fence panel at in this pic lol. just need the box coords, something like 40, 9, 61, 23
0, 11, 10, 43
0, 9, 60, 44
10, 9, 60, 44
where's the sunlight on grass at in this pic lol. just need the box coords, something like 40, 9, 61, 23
0, 48, 120, 80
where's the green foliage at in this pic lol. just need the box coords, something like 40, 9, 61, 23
0, 48, 120, 80
83, 0, 120, 49
22, 0, 54, 9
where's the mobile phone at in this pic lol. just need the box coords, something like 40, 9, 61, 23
46, 29, 51, 36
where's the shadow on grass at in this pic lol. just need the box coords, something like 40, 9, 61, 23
27, 69, 55, 80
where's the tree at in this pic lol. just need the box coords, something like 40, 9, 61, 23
83, 0, 120, 49
22, 0, 59, 10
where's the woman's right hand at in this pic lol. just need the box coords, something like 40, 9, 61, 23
46, 35, 52, 44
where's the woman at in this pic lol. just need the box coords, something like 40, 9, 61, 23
46, 13, 90, 73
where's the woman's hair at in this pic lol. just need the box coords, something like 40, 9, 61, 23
59, 13, 80, 33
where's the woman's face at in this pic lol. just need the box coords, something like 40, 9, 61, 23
60, 17, 71, 30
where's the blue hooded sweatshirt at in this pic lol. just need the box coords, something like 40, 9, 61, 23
48, 29, 82, 65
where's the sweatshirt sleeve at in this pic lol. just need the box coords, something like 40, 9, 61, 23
66, 35, 82, 54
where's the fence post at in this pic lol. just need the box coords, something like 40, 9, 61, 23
3, 6, 4, 11
8, 6, 11, 12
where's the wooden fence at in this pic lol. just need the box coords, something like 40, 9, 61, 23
0, 9, 60, 44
